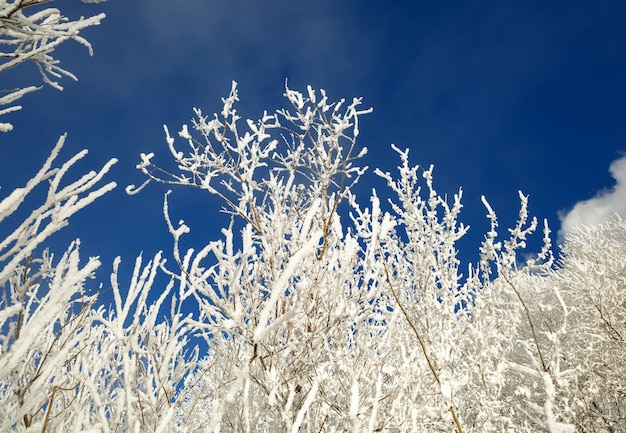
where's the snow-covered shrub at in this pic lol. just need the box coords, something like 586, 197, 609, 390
135, 83, 605, 432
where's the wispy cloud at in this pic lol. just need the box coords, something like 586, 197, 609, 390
559, 155, 626, 241
134, 0, 376, 88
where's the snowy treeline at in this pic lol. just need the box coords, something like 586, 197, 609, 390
1, 2, 624, 432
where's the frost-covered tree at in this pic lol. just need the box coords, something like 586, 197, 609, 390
0, 0, 105, 132
2, 2, 624, 429
554, 217, 626, 431
0, 135, 115, 431
134, 82, 617, 432
4, 79, 624, 432
0, 2, 198, 430
0, 147, 198, 430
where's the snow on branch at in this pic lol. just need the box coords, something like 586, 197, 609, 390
1, 79, 620, 431
0, 0, 105, 131
0, 134, 117, 285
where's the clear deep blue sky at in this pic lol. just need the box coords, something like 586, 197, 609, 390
2, 0, 626, 279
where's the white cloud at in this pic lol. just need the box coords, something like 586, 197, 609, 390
558, 155, 626, 241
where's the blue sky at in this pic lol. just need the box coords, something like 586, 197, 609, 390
2, 0, 626, 278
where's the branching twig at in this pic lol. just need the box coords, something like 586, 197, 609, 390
383, 260, 464, 433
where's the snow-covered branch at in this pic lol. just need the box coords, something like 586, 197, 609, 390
0, 0, 105, 131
